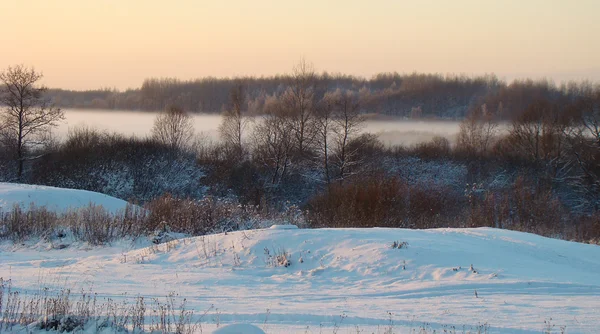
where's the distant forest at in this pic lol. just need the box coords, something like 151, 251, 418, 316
47, 72, 599, 120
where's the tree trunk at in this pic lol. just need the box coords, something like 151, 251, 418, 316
17, 119, 23, 180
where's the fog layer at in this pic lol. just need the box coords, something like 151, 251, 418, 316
56, 109, 489, 146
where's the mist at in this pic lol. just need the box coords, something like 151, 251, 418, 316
55, 109, 477, 146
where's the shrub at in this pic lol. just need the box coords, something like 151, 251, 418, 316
264, 247, 291, 267
306, 175, 461, 228
465, 176, 567, 235
573, 213, 600, 243
145, 194, 223, 235
0, 205, 59, 241
0, 279, 199, 333
0, 204, 146, 245
411, 136, 451, 159
30, 131, 205, 202
391, 241, 409, 249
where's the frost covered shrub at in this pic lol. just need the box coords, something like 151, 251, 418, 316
0, 143, 18, 182
386, 155, 467, 191
29, 129, 205, 202
199, 151, 266, 206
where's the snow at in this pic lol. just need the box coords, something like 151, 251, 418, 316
0, 182, 131, 213
2, 226, 599, 333
213, 324, 265, 334
269, 224, 299, 230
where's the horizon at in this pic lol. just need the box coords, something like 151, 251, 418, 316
44, 69, 600, 93
1, 0, 600, 90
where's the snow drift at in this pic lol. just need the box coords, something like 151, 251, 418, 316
2, 226, 599, 333
0, 182, 131, 213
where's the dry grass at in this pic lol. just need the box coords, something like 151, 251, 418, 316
0, 278, 207, 333
0, 192, 305, 246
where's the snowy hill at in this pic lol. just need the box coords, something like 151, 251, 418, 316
1, 226, 599, 333
0, 182, 131, 213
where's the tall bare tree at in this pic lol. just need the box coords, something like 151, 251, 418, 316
0, 65, 63, 179
251, 98, 293, 185
508, 99, 567, 163
327, 89, 364, 182
151, 105, 194, 150
282, 59, 318, 159
457, 104, 498, 156
564, 90, 600, 208
314, 94, 336, 185
219, 83, 248, 156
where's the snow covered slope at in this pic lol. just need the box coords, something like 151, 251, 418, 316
1, 227, 599, 333
0, 182, 130, 213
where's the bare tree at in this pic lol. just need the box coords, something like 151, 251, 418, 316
457, 104, 498, 156
507, 99, 567, 163
251, 97, 293, 185
344, 132, 385, 176
330, 89, 364, 182
282, 59, 318, 160
151, 105, 194, 150
574, 91, 600, 147
563, 90, 600, 209
219, 83, 248, 156
314, 94, 336, 185
0, 65, 64, 179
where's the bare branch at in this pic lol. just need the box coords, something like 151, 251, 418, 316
0, 65, 64, 179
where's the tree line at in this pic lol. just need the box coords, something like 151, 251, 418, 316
35, 67, 544, 119
46, 69, 598, 122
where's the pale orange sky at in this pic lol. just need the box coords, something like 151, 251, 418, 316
1, 0, 598, 90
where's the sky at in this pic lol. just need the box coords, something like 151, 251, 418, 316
1, 0, 599, 90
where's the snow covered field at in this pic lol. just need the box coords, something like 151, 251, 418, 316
0, 182, 131, 214
0, 183, 598, 333
1, 226, 599, 333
